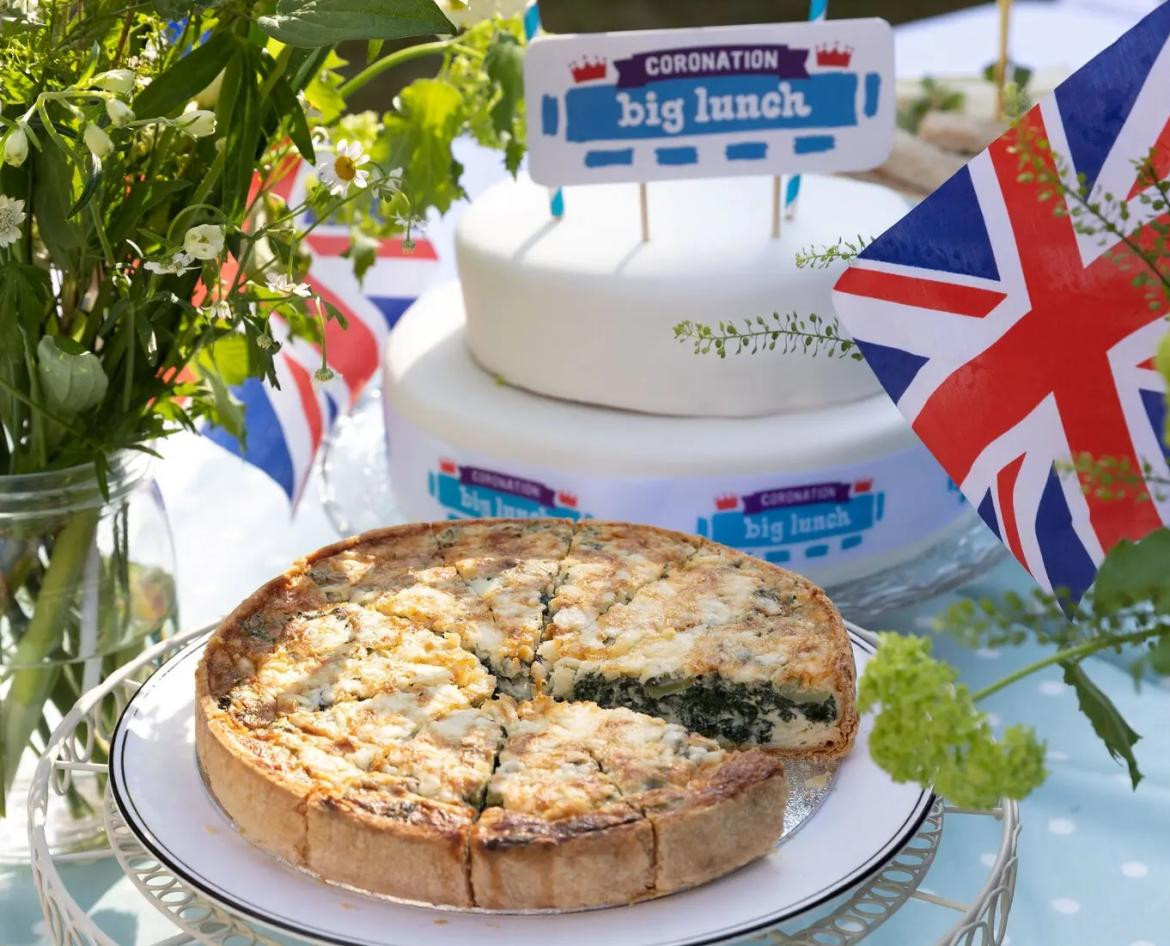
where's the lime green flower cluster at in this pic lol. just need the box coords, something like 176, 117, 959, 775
858, 633, 1047, 808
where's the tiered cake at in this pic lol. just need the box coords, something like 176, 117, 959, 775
383, 172, 969, 586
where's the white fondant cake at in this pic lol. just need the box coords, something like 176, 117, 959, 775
455, 173, 909, 417
383, 284, 970, 587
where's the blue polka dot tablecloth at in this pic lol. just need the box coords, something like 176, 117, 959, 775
2, 554, 1166, 946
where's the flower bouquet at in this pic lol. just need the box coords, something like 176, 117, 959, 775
0, 0, 524, 845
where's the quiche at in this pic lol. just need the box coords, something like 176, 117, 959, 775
195, 520, 856, 910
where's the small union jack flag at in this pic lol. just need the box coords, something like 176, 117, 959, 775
203, 141, 505, 504
832, 2, 1170, 606
202, 155, 444, 503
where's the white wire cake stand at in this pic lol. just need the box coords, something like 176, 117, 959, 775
28, 626, 1020, 946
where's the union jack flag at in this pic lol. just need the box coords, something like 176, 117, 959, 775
832, 2, 1170, 605
202, 140, 505, 503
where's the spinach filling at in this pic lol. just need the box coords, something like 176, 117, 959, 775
566, 673, 837, 744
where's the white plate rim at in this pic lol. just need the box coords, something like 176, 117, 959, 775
109, 627, 934, 946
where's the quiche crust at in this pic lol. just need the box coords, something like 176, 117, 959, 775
643, 750, 788, 893
195, 520, 857, 911
470, 808, 654, 910
306, 786, 475, 907
194, 692, 309, 865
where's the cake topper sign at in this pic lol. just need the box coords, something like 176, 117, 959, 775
524, 19, 894, 186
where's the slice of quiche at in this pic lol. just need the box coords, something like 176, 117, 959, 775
306, 773, 480, 906
545, 521, 699, 638
433, 519, 573, 695
542, 701, 788, 894
470, 698, 655, 910
540, 543, 857, 757
305, 526, 521, 695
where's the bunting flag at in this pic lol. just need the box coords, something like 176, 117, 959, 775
831, 1, 1170, 606
203, 156, 445, 503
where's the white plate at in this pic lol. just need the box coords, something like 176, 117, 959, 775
109, 628, 932, 946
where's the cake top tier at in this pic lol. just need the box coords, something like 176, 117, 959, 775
455, 173, 909, 417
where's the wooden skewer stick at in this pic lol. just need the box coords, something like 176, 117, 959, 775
639, 182, 650, 242
995, 0, 1012, 118
771, 176, 782, 238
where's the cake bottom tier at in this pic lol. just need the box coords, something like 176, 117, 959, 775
383, 283, 972, 587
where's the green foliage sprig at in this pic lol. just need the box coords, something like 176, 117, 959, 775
673, 312, 861, 360
897, 76, 965, 134
794, 235, 871, 269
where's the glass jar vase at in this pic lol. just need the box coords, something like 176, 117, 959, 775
0, 451, 178, 861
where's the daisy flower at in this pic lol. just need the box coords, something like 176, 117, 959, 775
0, 195, 28, 248
265, 273, 312, 297
317, 139, 370, 197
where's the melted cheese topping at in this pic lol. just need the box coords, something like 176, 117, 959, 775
203, 519, 849, 833
484, 702, 630, 821
540, 545, 842, 694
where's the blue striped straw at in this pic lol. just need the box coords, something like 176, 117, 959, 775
784, 0, 829, 219
523, 1, 565, 217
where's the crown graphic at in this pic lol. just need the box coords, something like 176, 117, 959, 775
439, 458, 458, 474
715, 493, 740, 511
852, 478, 873, 494
815, 43, 853, 67
557, 490, 579, 508
570, 56, 607, 83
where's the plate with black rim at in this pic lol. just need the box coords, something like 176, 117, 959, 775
108, 625, 933, 946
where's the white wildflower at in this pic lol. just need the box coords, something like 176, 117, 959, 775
0, 195, 28, 248
83, 123, 113, 159
90, 70, 136, 95
175, 109, 217, 138
105, 98, 134, 128
3, 126, 28, 167
143, 251, 195, 275
0, 0, 39, 21
183, 224, 225, 261
202, 300, 232, 320
265, 273, 312, 297
317, 139, 370, 197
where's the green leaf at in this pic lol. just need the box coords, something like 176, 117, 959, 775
271, 75, 316, 163
303, 70, 347, 123
343, 227, 379, 283
197, 334, 252, 386
134, 31, 237, 119
383, 78, 465, 215
68, 154, 103, 217
1061, 661, 1142, 788
484, 32, 523, 138
0, 262, 53, 347
32, 146, 83, 269
1092, 528, 1170, 611
223, 49, 261, 219
259, 0, 454, 48
36, 337, 108, 414
200, 369, 246, 440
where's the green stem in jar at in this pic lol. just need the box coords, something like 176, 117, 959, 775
1, 507, 100, 817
